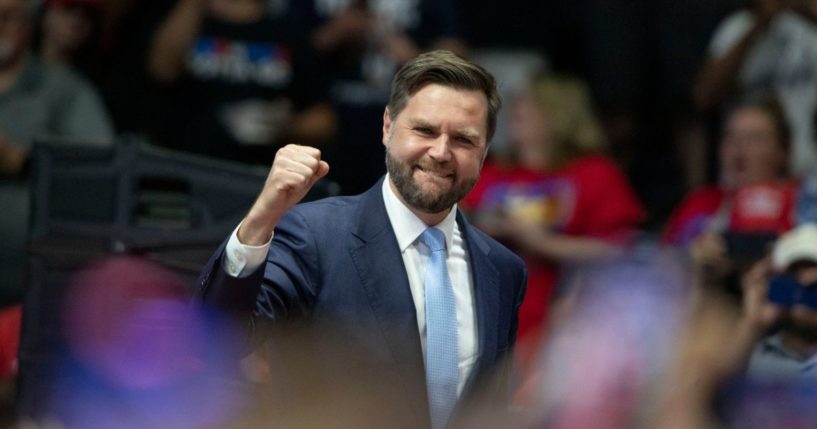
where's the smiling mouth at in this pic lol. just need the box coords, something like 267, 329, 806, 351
415, 166, 454, 181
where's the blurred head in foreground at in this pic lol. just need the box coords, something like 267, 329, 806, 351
516, 246, 694, 429
45, 256, 243, 429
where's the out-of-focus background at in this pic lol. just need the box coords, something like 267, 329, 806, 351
3, 0, 817, 427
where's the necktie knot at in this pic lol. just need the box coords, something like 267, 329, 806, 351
420, 228, 446, 252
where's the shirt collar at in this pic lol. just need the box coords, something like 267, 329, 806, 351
381, 174, 457, 254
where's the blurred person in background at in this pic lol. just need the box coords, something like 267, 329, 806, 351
664, 93, 796, 294
32, 0, 103, 82
741, 224, 817, 381
656, 225, 817, 429
53, 0, 177, 134
694, 0, 817, 178
289, 0, 467, 194
0, 0, 113, 304
710, 225, 817, 428
461, 75, 644, 362
147, 0, 335, 166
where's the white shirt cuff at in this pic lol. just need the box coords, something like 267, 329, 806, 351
223, 222, 272, 278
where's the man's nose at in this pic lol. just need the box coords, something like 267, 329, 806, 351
427, 135, 453, 161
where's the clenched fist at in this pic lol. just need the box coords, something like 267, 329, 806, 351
238, 144, 329, 245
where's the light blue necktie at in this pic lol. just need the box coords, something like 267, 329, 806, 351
419, 227, 459, 429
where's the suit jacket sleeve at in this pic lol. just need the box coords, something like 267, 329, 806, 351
196, 208, 320, 342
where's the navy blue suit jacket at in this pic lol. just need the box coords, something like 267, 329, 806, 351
198, 178, 527, 427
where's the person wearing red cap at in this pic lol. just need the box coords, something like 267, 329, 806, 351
664, 92, 797, 291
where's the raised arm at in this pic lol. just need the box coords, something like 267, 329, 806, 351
147, 0, 206, 83
238, 144, 329, 245
693, 1, 785, 112
197, 145, 329, 330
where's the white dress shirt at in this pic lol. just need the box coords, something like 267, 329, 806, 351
223, 176, 479, 395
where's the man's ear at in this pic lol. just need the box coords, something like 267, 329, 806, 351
382, 107, 391, 147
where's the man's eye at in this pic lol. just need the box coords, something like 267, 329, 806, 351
456, 136, 474, 145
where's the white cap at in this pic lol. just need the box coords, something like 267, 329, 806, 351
772, 223, 817, 270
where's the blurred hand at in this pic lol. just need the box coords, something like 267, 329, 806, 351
208, 0, 264, 20
382, 32, 420, 64
754, 0, 788, 27
313, 8, 372, 51
238, 144, 329, 245
474, 208, 544, 247
690, 232, 731, 277
473, 207, 509, 238
740, 258, 784, 332
654, 291, 745, 429
502, 213, 551, 252
332, 8, 372, 41
0, 134, 26, 177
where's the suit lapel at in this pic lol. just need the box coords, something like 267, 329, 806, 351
344, 180, 503, 424
458, 213, 500, 380
348, 179, 429, 426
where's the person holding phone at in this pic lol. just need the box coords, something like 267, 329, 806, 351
742, 224, 817, 380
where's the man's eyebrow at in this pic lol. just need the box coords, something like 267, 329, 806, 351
456, 128, 480, 140
408, 118, 437, 129
407, 118, 482, 140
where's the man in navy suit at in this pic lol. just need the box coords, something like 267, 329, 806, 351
198, 50, 527, 428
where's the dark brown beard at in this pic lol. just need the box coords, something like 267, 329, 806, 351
385, 149, 477, 214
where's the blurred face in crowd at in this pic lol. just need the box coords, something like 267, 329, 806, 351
0, 0, 29, 68
719, 106, 788, 189
509, 90, 553, 170
43, 2, 94, 54
383, 83, 489, 216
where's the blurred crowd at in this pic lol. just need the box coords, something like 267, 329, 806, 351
2, 0, 817, 427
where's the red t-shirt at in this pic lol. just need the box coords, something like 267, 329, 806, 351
463, 155, 645, 339
663, 187, 727, 246
663, 183, 797, 246
0, 305, 21, 379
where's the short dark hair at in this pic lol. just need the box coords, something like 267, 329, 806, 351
387, 50, 501, 142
